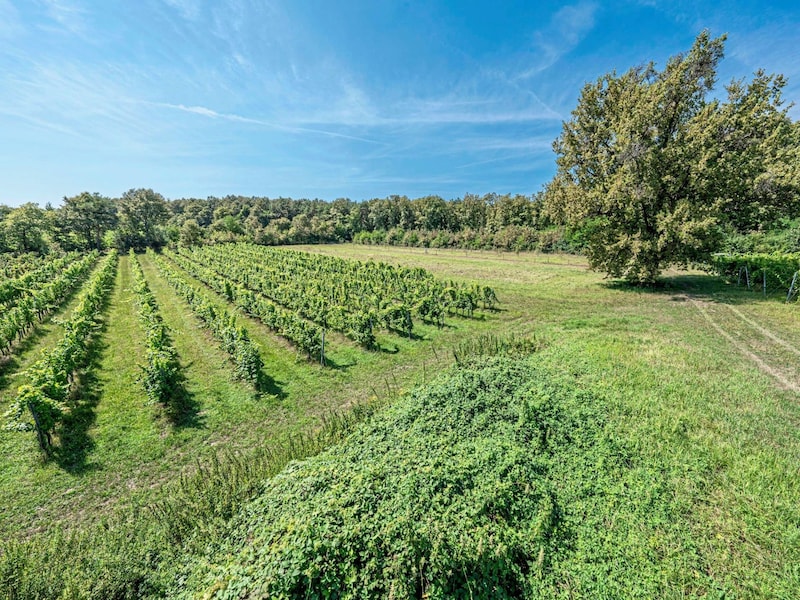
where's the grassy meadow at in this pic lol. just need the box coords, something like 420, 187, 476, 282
0, 244, 798, 598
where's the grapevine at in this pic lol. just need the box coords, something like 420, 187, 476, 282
148, 250, 264, 386
4, 251, 118, 454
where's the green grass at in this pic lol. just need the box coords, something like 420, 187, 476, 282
1, 244, 798, 598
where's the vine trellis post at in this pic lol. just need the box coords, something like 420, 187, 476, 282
787, 271, 799, 303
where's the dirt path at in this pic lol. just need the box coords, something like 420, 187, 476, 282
688, 297, 800, 394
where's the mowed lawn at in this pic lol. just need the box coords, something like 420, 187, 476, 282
1, 244, 799, 595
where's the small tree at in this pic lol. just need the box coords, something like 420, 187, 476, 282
546, 31, 798, 283
179, 218, 204, 247
117, 188, 169, 249
3, 203, 50, 253
61, 191, 117, 250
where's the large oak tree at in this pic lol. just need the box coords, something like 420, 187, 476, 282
546, 32, 799, 283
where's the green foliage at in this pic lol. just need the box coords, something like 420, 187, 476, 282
170, 243, 496, 351
117, 189, 169, 250
148, 249, 264, 386
711, 252, 800, 295
178, 218, 203, 247
0, 245, 797, 599
452, 333, 540, 364
722, 218, 800, 254
61, 192, 117, 251
0, 393, 386, 600
181, 357, 697, 598
129, 250, 184, 412
352, 225, 581, 253
0, 251, 79, 305
547, 31, 799, 282
4, 251, 118, 453
2, 203, 51, 253
164, 247, 326, 358
0, 252, 97, 355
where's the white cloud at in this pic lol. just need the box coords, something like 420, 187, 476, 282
518, 1, 599, 79
157, 102, 383, 144
162, 0, 202, 21
39, 0, 88, 36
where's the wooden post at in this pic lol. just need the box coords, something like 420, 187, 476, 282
27, 401, 50, 454
763, 269, 767, 296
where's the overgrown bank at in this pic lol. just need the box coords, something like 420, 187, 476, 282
178, 356, 706, 599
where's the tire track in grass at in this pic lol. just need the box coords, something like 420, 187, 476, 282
690, 298, 800, 394
724, 303, 800, 358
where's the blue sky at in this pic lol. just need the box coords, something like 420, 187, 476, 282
1, 0, 798, 206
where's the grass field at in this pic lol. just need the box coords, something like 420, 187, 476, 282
1, 245, 798, 597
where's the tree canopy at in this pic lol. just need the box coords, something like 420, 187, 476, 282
117, 188, 170, 249
61, 192, 117, 250
545, 31, 799, 283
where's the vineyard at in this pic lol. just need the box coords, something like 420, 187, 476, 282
1, 244, 497, 459
711, 252, 800, 299
0, 245, 798, 599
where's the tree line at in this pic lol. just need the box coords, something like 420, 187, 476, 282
0, 190, 577, 254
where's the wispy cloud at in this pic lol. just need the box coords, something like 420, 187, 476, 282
518, 1, 599, 79
157, 102, 384, 145
162, 0, 202, 21
39, 0, 89, 37
387, 97, 561, 125
0, 106, 79, 137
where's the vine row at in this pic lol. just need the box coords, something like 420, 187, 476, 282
147, 250, 264, 386
0, 251, 82, 307
163, 249, 336, 355
129, 251, 183, 411
0, 252, 99, 356
173, 247, 381, 345
4, 251, 118, 453
711, 252, 800, 298
180, 245, 497, 341
0, 252, 52, 279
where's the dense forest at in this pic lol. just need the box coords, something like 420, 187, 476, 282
0, 190, 577, 254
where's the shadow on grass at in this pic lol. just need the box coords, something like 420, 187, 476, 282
164, 367, 205, 429
321, 356, 355, 372
52, 332, 107, 474
256, 369, 287, 399
600, 273, 791, 305
386, 327, 425, 341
